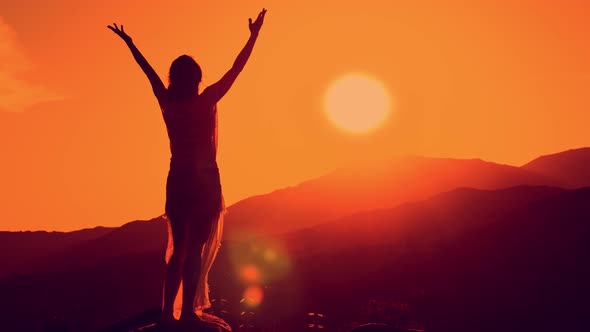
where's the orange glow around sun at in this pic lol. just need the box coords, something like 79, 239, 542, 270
324, 73, 392, 134
2, 1, 590, 232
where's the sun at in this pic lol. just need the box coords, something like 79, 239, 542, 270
324, 73, 392, 134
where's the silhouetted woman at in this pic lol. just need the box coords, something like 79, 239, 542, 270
108, 8, 267, 324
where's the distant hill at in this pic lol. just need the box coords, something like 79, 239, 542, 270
522, 147, 590, 187
2, 185, 589, 331
2, 151, 578, 278
19, 216, 168, 276
0, 217, 166, 278
0, 226, 114, 278
275, 185, 567, 257
235, 185, 590, 331
224, 156, 563, 240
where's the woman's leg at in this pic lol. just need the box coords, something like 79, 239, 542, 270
161, 216, 189, 321
179, 216, 212, 319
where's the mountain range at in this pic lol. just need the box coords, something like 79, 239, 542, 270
1, 147, 589, 331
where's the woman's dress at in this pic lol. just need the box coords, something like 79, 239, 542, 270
161, 93, 225, 315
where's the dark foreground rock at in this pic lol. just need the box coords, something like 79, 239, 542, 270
350, 324, 403, 332
100, 310, 231, 332
134, 313, 231, 332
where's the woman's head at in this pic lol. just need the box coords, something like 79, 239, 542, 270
168, 55, 202, 100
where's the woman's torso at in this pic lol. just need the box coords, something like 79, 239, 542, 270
161, 93, 218, 171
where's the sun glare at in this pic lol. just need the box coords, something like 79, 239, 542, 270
324, 73, 392, 134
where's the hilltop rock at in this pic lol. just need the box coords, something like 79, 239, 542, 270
134, 314, 231, 332
100, 310, 231, 332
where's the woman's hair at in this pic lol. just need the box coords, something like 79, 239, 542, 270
168, 55, 202, 100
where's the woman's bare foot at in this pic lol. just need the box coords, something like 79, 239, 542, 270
179, 310, 203, 323
178, 310, 203, 323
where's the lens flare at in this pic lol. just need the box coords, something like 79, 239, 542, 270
230, 238, 292, 284
263, 248, 277, 262
239, 264, 262, 284
242, 285, 264, 307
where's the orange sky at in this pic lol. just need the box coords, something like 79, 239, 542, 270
1, 0, 589, 231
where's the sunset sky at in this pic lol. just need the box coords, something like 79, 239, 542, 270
1, 0, 589, 231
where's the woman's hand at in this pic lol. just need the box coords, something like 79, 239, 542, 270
107, 23, 165, 104
107, 23, 132, 44
249, 8, 267, 36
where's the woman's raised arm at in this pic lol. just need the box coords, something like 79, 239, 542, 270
107, 23, 167, 104
201, 9, 267, 104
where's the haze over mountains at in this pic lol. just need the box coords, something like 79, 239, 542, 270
224, 148, 582, 239
522, 147, 590, 187
1, 147, 589, 331
3, 148, 589, 277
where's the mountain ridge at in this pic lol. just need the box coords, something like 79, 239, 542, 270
522, 147, 590, 187
2, 184, 589, 331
